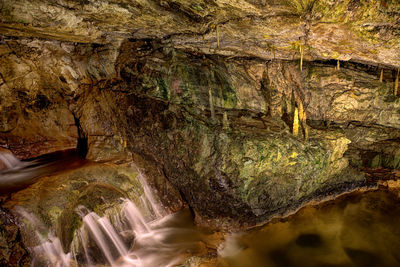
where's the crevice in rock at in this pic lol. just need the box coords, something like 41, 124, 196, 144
304, 59, 399, 77
161, 165, 194, 217
119, 36, 397, 78
307, 119, 400, 131
72, 112, 88, 159
307, 119, 400, 176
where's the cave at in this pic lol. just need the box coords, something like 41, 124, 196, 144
0, 0, 400, 266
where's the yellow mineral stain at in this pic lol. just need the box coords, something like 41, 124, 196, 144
275, 151, 281, 162
293, 107, 299, 136
298, 101, 304, 122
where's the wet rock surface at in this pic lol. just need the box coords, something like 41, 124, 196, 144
0, 206, 30, 266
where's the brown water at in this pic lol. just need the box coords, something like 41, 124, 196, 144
218, 189, 400, 267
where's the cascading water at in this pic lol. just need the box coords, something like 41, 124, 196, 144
1, 151, 217, 266
0, 149, 85, 192
6, 149, 400, 267
0, 149, 23, 170
27, 173, 208, 267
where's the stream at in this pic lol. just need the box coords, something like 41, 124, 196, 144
218, 189, 400, 267
0, 149, 85, 193
1, 150, 400, 267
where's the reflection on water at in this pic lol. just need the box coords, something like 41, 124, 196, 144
0, 149, 85, 193
218, 189, 400, 267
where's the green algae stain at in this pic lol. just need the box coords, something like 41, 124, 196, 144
371, 154, 382, 168
227, 136, 330, 205
157, 78, 169, 100
48, 206, 63, 225
213, 70, 237, 108
191, 4, 204, 11
393, 150, 400, 169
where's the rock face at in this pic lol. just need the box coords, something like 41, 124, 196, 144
0, 37, 120, 158
0, 206, 30, 266
0, 0, 399, 228
75, 46, 368, 227
1, 0, 399, 68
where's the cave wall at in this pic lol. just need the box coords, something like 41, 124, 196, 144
67, 38, 398, 227
1, 0, 399, 68
0, 37, 118, 158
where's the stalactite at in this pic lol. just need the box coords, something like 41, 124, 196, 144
269, 46, 276, 61
216, 26, 220, 48
209, 87, 215, 120
303, 110, 308, 140
270, 47, 273, 61
380, 69, 383, 83
299, 44, 303, 71
298, 100, 304, 122
223, 112, 229, 129
286, 96, 292, 114
336, 59, 340, 70
293, 107, 299, 136
395, 68, 399, 96
297, 100, 308, 141
303, 125, 309, 140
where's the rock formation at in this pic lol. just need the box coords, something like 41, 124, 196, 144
0, 0, 399, 230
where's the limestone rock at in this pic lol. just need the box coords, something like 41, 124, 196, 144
0, 0, 399, 229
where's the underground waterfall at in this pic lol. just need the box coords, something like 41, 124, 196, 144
0, 149, 217, 266
2, 149, 400, 266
